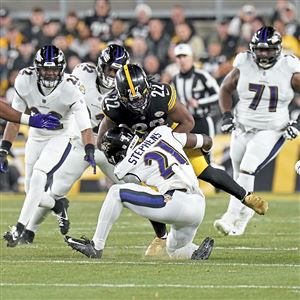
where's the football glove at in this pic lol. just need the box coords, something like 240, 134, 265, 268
0, 140, 12, 173
221, 112, 235, 133
242, 193, 268, 215
28, 114, 61, 129
283, 120, 299, 140
84, 144, 96, 174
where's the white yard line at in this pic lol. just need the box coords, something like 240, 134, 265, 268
1, 260, 299, 268
0, 283, 299, 289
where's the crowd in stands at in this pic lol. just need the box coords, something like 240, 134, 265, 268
0, 0, 299, 192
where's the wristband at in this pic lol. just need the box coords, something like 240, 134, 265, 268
20, 113, 30, 125
193, 134, 204, 149
0, 140, 12, 152
85, 143, 95, 154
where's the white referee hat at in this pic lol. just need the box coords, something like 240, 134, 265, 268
174, 43, 193, 57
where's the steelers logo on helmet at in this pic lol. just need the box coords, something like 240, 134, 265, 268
34, 45, 66, 88
97, 44, 130, 89
115, 64, 150, 114
249, 26, 282, 69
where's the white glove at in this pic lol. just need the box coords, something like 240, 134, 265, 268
283, 121, 299, 140
295, 160, 300, 175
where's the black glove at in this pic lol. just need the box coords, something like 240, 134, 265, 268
221, 112, 235, 133
0, 140, 12, 173
84, 144, 96, 174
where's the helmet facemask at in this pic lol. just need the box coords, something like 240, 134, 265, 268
97, 44, 130, 89
34, 45, 66, 88
250, 27, 282, 69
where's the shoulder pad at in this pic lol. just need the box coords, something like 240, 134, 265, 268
284, 55, 300, 73
232, 51, 250, 68
15, 67, 35, 95
72, 63, 97, 82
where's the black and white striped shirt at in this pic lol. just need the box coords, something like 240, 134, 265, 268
172, 67, 219, 118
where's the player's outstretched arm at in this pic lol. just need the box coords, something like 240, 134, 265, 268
97, 117, 116, 150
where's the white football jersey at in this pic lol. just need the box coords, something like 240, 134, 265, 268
233, 52, 300, 130
72, 63, 111, 130
12, 67, 91, 138
114, 126, 200, 195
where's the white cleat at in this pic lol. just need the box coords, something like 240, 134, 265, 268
213, 219, 233, 236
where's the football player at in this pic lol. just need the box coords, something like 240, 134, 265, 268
2, 45, 96, 247
214, 26, 300, 236
65, 125, 267, 259
0, 100, 60, 129
18, 44, 130, 244
97, 64, 267, 255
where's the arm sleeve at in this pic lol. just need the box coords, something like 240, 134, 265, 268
71, 97, 92, 131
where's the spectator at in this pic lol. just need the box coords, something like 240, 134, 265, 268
160, 44, 180, 84
110, 18, 127, 45
61, 11, 80, 45
143, 54, 161, 77
11, 39, 35, 71
83, 37, 102, 65
84, 0, 115, 42
165, 5, 195, 39
127, 3, 151, 39
37, 19, 61, 48
174, 23, 205, 61
146, 19, 170, 68
228, 4, 257, 42
22, 7, 45, 49
0, 7, 12, 37
69, 22, 91, 58
278, 1, 300, 38
129, 37, 148, 65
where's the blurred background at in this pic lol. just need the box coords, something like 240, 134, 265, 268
0, 0, 299, 194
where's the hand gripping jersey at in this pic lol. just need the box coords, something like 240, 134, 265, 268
72, 63, 111, 130
102, 82, 176, 133
12, 67, 91, 138
233, 52, 300, 131
114, 126, 202, 196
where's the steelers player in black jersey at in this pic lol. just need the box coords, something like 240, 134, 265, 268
98, 64, 257, 256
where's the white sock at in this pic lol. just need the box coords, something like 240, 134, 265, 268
93, 185, 123, 250
26, 207, 51, 233
227, 173, 255, 219
18, 169, 47, 226
39, 192, 56, 208
167, 242, 199, 259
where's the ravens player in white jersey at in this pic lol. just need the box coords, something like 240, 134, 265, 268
65, 125, 215, 260
2, 45, 96, 247
18, 44, 130, 244
98, 64, 267, 256
214, 26, 300, 236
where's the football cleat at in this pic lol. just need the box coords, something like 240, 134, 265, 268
18, 229, 35, 245
145, 237, 167, 256
3, 225, 22, 247
54, 198, 70, 235
243, 193, 268, 215
191, 237, 214, 260
214, 218, 234, 236
65, 235, 102, 259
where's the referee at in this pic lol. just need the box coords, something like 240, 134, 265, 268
172, 43, 220, 138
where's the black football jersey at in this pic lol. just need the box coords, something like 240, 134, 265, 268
102, 82, 176, 133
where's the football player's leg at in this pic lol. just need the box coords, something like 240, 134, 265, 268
18, 137, 72, 229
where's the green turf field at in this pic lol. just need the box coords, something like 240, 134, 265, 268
1, 193, 299, 300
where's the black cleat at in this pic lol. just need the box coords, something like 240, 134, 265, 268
191, 237, 214, 260
53, 198, 70, 235
3, 226, 22, 247
18, 229, 35, 245
65, 235, 102, 259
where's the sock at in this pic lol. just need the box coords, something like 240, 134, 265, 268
18, 169, 47, 226
26, 207, 51, 233
199, 165, 247, 200
93, 185, 123, 250
149, 220, 167, 239
39, 192, 55, 209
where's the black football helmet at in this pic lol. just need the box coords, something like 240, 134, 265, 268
249, 26, 282, 69
97, 44, 130, 89
100, 126, 135, 165
34, 45, 66, 88
115, 64, 150, 113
